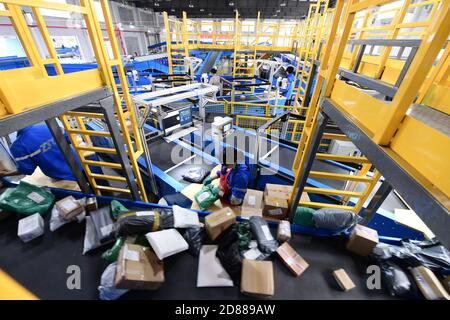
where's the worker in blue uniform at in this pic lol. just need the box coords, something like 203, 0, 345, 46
284, 65, 296, 104
5, 124, 98, 181
203, 147, 250, 206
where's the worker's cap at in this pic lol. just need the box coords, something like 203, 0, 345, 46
217, 147, 245, 165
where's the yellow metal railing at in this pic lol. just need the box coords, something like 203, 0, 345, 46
0, 0, 148, 201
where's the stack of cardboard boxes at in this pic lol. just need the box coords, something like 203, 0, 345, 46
262, 184, 310, 220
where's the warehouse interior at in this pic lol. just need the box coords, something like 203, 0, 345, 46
0, 0, 449, 301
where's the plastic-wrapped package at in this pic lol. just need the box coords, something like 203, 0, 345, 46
233, 221, 251, 252
90, 206, 115, 244
173, 205, 200, 228
17, 213, 44, 242
249, 216, 278, 255
182, 167, 209, 183
377, 260, 422, 299
115, 211, 160, 237
194, 184, 220, 210
98, 262, 129, 300
313, 208, 361, 230
182, 227, 205, 257
102, 237, 125, 262
0, 181, 55, 215
50, 200, 86, 232
159, 208, 174, 229
242, 240, 271, 261
293, 206, 315, 227
111, 200, 129, 220
83, 216, 101, 254
215, 228, 242, 284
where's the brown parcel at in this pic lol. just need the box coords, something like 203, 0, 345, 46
241, 259, 274, 298
332, 268, 356, 292
86, 197, 98, 212
346, 224, 379, 256
263, 196, 288, 219
55, 196, 84, 220
205, 207, 236, 241
115, 243, 164, 290
264, 184, 292, 200
411, 266, 450, 300
243, 189, 264, 209
276, 220, 291, 242
276, 242, 309, 277
240, 207, 263, 219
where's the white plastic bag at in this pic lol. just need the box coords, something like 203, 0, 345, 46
83, 216, 101, 254
50, 205, 86, 232
173, 205, 200, 228
98, 262, 129, 300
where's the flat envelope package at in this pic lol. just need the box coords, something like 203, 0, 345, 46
145, 229, 189, 260
243, 189, 264, 209
410, 266, 450, 300
205, 207, 236, 241
55, 196, 84, 220
197, 245, 233, 287
173, 205, 200, 228
90, 206, 115, 243
263, 196, 288, 219
115, 244, 164, 290
241, 259, 274, 298
276, 242, 309, 277
346, 224, 379, 256
17, 213, 44, 243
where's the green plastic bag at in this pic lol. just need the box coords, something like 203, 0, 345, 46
102, 237, 125, 262
194, 184, 220, 210
0, 181, 55, 215
293, 206, 316, 227
233, 221, 251, 251
111, 200, 129, 220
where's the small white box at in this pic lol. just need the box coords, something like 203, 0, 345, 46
18, 213, 44, 243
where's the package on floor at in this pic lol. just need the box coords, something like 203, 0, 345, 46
145, 228, 189, 260
332, 268, 355, 292
115, 243, 164, 290
55, 196, 84, 220
276, 220, 291, 242
17, 213, 44, 243
276, 242, 309, 277
90, 206, 115, 243
240, 259, 274, 298
204, 207, 236, 241
346, 224, 379, 256
240, 207, 263, 219
410, 266, 450, 300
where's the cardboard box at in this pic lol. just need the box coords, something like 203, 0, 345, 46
332, 269, 355, 292
277, 220, 291, 242
86, 197, 98, 212
241, 259, 274, 298
240, 207, 263, 219
55, 196, 84, 220
115, 243, 164, 290
263, 196, 288, 219
276, 242, 309, 277
264, 184, 292, 200
411, 266, 450, 300
346, 224, 379, 256
243, 189, 264, 209
205, 207, 236, 241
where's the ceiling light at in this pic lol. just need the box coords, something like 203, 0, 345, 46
154, 2, 159, 7
276, 9, 280, 13
280, 2, 286, 7
208, 12, 212, 16
189, 0, 194, 8
229, 1, 234, 6
171, 8, 175, 12
200, 8, 205, 12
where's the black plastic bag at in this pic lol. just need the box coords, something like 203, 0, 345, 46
90, 206, 115, 244
377, 259, 422, 299
182, 167, 209, 183
114, 211, 160, 237
181, 227, 205, 257
372, 240, 450, 277
216, 228, 242, 284
313, 208, 361, 230
159, 208, 174, 230
249, 216, 278, 255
